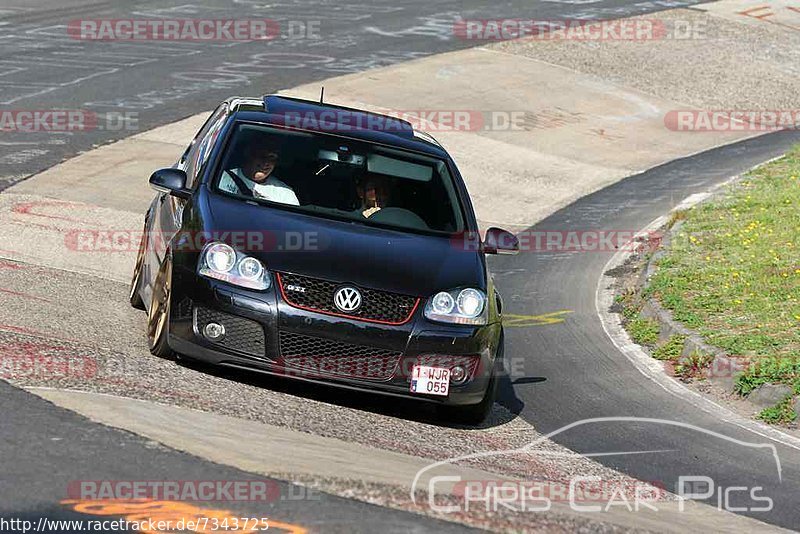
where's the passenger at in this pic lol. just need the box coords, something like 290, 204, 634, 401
355, 176, 392, 218
220, 142, 299, 206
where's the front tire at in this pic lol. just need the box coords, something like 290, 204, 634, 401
147, 256, 173, 358
129, 223, 148, 310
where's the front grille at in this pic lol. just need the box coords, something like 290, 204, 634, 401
279, 331, 402, 381
277, 272, 419, 325
194, 307, 266, 359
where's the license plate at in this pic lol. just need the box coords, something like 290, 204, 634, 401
410, 365, 450, 397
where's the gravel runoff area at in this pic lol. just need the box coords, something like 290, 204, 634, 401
0, 258, 672, 532
492, 8, 800, 111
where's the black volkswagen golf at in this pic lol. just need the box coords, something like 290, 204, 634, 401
130, 95, 519, 423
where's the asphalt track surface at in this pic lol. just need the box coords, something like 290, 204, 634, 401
12, 0, 800, 531
0, 381, 476, 533
494, 129, 800, 530
0, 0, 706, 189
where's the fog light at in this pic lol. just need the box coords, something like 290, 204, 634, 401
450, 365, 468, 385
203, 322, 226, 341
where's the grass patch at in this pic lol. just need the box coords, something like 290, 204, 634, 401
653, 334, 687, 361
756, 397, 797, 425
733, 356, 800, 396
628, 317, 660, 346
648, 146, 800, 388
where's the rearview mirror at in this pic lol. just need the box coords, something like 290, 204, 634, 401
483, 227, 519, 255
149, 168, 191, 199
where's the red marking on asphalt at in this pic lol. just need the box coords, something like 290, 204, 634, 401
0, 287, 52, 303
0, 260, 24, 270
0, 324, 81, 343
738, 5, 800, 32
738, 5, 774, 20
11, 200, 96, 225
0, 260, 65, 280
2, 339, 68, 356
0, 336, 72, 359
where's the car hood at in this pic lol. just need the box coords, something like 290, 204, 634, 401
202, 193, 485, 297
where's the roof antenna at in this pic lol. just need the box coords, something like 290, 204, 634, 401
319, 86, 325, 104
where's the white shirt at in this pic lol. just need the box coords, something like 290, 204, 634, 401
219, 168, 299, 206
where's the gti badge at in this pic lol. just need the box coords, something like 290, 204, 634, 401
334, 287, 362, 313
286, 285, 306, 293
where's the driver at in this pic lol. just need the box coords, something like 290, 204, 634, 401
355, 176, 392, 218
219, 141, 299, 206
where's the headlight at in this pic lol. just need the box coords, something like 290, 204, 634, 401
424, 288, 487, 325
238, 257, 264, 280
199, 242, 271, 290
430, 291, 455, 314
206, 243, 236, 273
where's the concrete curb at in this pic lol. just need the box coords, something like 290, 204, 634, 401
26, 387, 507, 493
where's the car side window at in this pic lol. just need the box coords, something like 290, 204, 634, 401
183, 105, 228, 188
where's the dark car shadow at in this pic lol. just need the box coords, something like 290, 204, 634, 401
495, 372, 544, 416
176, 356, 533, 430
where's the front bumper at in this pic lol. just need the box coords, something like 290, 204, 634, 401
167, 266, 501, 406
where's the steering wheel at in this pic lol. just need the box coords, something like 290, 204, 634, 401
368, 207, 429, 230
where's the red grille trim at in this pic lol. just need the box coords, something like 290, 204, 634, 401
276, 272, 420, 326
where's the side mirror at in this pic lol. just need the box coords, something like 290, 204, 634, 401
483, 227, 519, 255
149, 168, 191, 199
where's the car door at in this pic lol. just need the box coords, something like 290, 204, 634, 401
149, 104, 228, 271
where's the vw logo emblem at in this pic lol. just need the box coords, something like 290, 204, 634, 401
334, 287, 362, 313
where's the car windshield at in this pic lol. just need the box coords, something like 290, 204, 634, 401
212, 123, 465, 234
